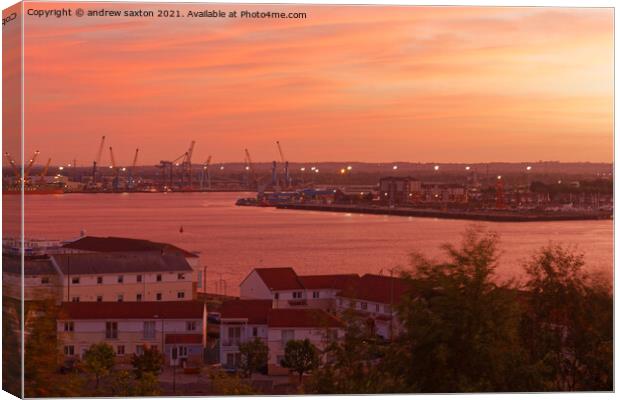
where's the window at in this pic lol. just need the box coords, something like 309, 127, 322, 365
252, 327, 258, 337
136, 275, 142, 283
136, 293, 142, 302
105, 322, 118, 339
313, 291, 320, 299
361, 302, 368, 310
117, 345, 125, 356
41, 277, 50, 284
375, 304, 380, 312
228, 327, 241, 346
177, 292, 185, 299
96, 296, 103, 302
186, 321, 197, 331
64, 345, 75, 356
117, 294, 124, 302
117, 275, 124, 283
97, 276, 103, 284
71, 276, 80, 284
281, 329, 294, 345
71, 296, 80, 303
156, 293, 162, 301
64, 321, 74, 332
226, 353, 241, 368
276, 355, 284, 366
293, 291, 302, 299
136, 345, 145, 356
177, 273, 185, 280
144, 321, 156, 339
156, 274, 162, 282
178, 346, 188, 357
274, 293, 279, 300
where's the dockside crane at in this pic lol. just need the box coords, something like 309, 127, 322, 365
128, 148, 139, 189
38, 158, 52, 183
23, 150, 40, 182
276, 141, 290, 188
92, 136, 106, 184
109, 146, 120, 191
244, 148, 258, 189
201, 155, 212, 190
183, 140, 196, 188
4, 152, 20, 180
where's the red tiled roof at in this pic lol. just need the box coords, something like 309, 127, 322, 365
220, 299, 272, 324
165, 334, 203, 344
267, 308, 343, 328
59, 301, 204, 320
254, 268, 304, 291
337, 274, 410, 305
298, 274, 360, 290
63, 236, 198, 258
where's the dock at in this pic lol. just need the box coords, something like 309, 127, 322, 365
275, 203, 612, 222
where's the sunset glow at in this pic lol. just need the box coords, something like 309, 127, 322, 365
22, 5, 613, 164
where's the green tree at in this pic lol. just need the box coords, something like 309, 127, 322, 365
522, 244, 613, 390
24, 300, 84, 397
83, 342, 115, 389
238, 337, 268, 378
305, 312, 396, 394
386, 227, 540, 392
134, 372, 161, 396
131, 346, 164, 378
281, 339, 320, 384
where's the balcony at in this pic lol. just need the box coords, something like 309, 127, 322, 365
288, 299, 308, 306
222, 338, 242, 347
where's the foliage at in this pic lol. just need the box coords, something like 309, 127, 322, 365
238, 337, 268, 378
2, 298, 22, 397
106, 369, 161, 396
383, 227, 540, 392
281, 339, 320, 383
83, 342, 115, 389
24, 300, 84, 397
131, 346, 164, 378
209, 369, 256, 395
522, 244, 613, 390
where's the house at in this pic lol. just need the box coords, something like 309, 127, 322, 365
57, 301, 206, 366
335, 274, 410, 340
219, 299, 344, 375
52, 251, 196, 303
61, 236, 207, 293
239, 267, 359, 309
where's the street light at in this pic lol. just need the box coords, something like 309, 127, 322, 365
526, 166, 532, 171
58, 166, 64, 171
393, 165, 398, 170
340, 168, 346, 174
465, 166, 470, 171
347, 165, 352, 171
434, 165, 439, 171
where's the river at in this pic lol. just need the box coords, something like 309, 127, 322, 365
18, 192, 613, 295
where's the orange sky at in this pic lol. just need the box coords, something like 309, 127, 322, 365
20, 4, 613, 165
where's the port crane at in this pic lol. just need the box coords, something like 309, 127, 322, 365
276, 141, 290, 188
23, 150, 40, 181
244, 148, 258, 189
3, 152, 20, 179
38, 158, 52, 183
157, 141, 196, 189
91, 136, 106, 184
128, 148, 139, 190
109, 146, 121, 191
200, 155, 212, 190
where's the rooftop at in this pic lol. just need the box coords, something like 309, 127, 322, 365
253, 267, 305, 291
220, 299, 273, 324
51, 251, 192, 275
298, 274, 360, 290
337, 273, 410, 305
59, 301, 205, 320
3, 255, 56, 276
63, 236, 198, 258
267, 308, 343, 328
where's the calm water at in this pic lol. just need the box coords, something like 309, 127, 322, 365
19, 192, 613, 295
